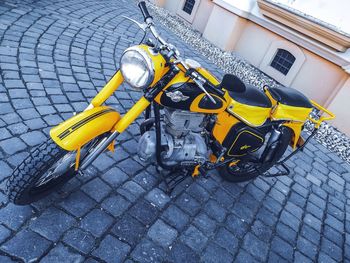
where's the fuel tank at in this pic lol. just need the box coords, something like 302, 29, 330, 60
155, 68, 229, 114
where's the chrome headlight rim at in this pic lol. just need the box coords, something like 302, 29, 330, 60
120, 46, 155, 89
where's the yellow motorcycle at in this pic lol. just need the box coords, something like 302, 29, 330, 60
7, 1, 335, 205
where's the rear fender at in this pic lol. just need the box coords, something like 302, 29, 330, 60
50, 106, 121, 151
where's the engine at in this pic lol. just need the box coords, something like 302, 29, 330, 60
138, 107, 209, 166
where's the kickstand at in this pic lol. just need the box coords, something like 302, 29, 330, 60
159, 168, 191, 194
263, 162, 290, 177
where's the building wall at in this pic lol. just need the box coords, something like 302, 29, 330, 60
150, 0, 166, 8
234, 22, 270, 66
233, 22, 346, 106
164, 0, 180, 14
203, 5, 248, 50
328, 77, 350, 134
161, 0, 213, 32
290, 49, 346, 105
192, 0, 214, 32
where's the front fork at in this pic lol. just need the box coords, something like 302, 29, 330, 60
79, 70, 151, 169
80, 63, 180, 170
80, 96, 151, 169
80, 64, 181, 170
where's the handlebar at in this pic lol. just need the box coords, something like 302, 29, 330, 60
138, 1, 152, 22
137, 1, 167, 46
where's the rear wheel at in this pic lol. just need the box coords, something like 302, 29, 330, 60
219, 127, 292, 182
6, 136, 104, 205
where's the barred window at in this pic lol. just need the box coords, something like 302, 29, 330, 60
270, 49, 296, 75
183, 0, 196, 15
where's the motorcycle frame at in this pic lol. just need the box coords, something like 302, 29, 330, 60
50, 38, 336, 172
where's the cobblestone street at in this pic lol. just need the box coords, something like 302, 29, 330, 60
0, 0, 350, 262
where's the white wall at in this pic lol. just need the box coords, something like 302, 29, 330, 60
203, 5, 247, 50
192, 0, 215, 33
233, 22, 345, 105
164, 0, 180, 14
328, 77, 350, 134
234, 22, 271, 66
150, 0, 166, 7
291, 49, 345, 105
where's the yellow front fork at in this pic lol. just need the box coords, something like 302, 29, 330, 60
91, 71, 124, 107
89, 70, 151, 134
77, 81, 151, 170
114, 97, 151, 133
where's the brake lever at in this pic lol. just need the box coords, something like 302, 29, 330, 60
121, 15, 148, 31
173, 60, 216, 104
182, 67, 216, 104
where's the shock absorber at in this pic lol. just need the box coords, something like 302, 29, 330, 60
261, 128, 282, 163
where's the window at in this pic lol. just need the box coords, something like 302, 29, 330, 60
177, 0, 200, 23
183, 0, 196, 15
270, 49, 296, 75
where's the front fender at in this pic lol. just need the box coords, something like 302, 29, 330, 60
50, 106, 121, 151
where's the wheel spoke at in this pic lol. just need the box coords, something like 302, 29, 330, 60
34, 152, 75, 187
32, 135, 104, 191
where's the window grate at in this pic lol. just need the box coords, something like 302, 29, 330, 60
270, 49, 296, 75
183, 0, 195, 15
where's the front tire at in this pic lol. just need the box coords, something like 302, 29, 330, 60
6, 140, 77, 205
219, 127, 292, 182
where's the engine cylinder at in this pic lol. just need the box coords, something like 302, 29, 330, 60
137, 108, 208, 166
163, 107, 205, 137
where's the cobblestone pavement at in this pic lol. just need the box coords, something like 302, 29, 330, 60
0, 0, 350, 262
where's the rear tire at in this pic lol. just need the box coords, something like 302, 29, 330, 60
6, 140, 76, 205
219, 127, 292, 182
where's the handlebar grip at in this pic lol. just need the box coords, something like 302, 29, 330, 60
138, 1, 152, 21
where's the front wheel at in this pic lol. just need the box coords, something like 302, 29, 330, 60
218, 127, 292, 182
6, 136, 104, 205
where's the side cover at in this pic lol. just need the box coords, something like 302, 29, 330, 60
213, 111, 266, 157
50, 106, 121, 151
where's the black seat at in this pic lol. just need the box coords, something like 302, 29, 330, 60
220, 74, 271, 108
267, 86, 313, 108
230, 85, 272, 108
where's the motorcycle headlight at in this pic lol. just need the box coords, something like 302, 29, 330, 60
120, 47, 155, 90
